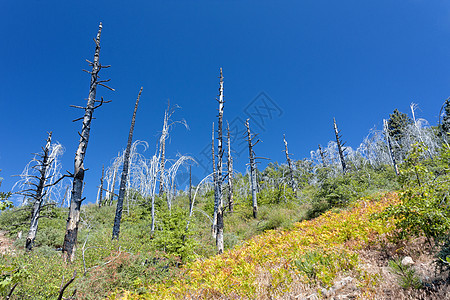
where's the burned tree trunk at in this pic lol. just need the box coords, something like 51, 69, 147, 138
63, 23, 113, 262
283, 134, 296, 193
211, 123, 218, 239
383, 119, 399, 176
25, 132, 52, 251
97, 165, 104, 207
216, 68, 224, 254
245, 119, 259, 218
112, 87, 143, 240
333, 118, 347, 174
226, 122, 234, 212
318, 144, 326, 167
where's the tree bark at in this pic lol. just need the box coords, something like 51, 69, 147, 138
333, 118, 347, 174
26, 132, 52, 251
226, 122, 234, 212
158, 102, 169, 196
63, 23, 111, 262
112, 87, 143, 240
283, 134, 296, 193
245, 119, 258, 218
216, 68, 224, 254
383, 119, 399, 176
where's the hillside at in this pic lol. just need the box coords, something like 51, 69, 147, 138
119, 193, 448, 299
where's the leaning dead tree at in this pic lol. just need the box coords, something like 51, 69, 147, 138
63, 23, 113, 262
226, 122, 234, 212
283, 134, 296, 193
25, 133, 52, 251
112, 87, 143, 240
245, 119, 259, 218
215, 68, 225, 254
333, 118, 347, 174
383, 119, 399, 176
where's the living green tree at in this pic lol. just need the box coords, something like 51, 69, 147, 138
441, 98, 450, 138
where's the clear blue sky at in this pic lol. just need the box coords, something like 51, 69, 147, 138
1, 1, 450, 204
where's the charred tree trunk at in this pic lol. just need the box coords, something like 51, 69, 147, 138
226, 122, 234, 213
318, 144, 326, 167
63, 23, 113, 262
245, 119, 259, 218
97, 164, 104, 207
26, 132, 52, 251
216, 68, 224, 254
283, 134, 296, 193
112, 87, 143, 240
333, 118, 347, 174
383, 119, 399, 176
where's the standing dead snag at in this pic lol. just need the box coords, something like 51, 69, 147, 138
158, 101, 169, 196
215, 68, 225, 254
283, 134, 296, 193
211, 123, 218, 238
25, 132, 52, 251
245, 119, 259, 218
333, 118, 347, 174
112, 87, 143, 240
63, 23, 113, 262
97, 165, 105, 207
226, 122, 234, 212
383, 119, 399, 176
318, 144, 327, 167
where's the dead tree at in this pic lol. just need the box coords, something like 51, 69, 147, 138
25, 132, 52, 251
189, 166, 192, 211
226, 122, 234, 212
333, 118, 347, 174
383, 119, 399, 176
211, 122, 218, 238
112, 87, 143, 240
318, 144, 326, 167
108, 167, 117, 206
215, 68, 225, 254
97, 165, 105, 207
283, 134, 296, 193
245, 119, 259, 218
63, 23, 113, 262
158, 101, 169, 196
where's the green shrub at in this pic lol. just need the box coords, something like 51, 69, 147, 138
388, 258, 422, 289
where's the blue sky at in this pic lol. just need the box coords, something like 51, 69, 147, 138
1, 1, 450, 204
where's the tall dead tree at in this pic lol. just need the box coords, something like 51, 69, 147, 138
112, 87, 143, 240
25, 132, 52, 251
283, 134, 296, 193
333, 118, 347, 174
63, 23, 113, 262
215, 68, 225, 254
211, 123, 219, 238
97, 165, 105, 207
383, 119, 399, 176
158, 101, 169, 196
318, 144, 326, 167
245, 119, 259, 218
226, 122, 234, 212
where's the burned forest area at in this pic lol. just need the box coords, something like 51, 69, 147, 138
1, 22, 450, 300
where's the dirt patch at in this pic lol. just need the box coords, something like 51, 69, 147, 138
0, 230, 14, 254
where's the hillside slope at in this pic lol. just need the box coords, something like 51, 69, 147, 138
119, 193, 448, 299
